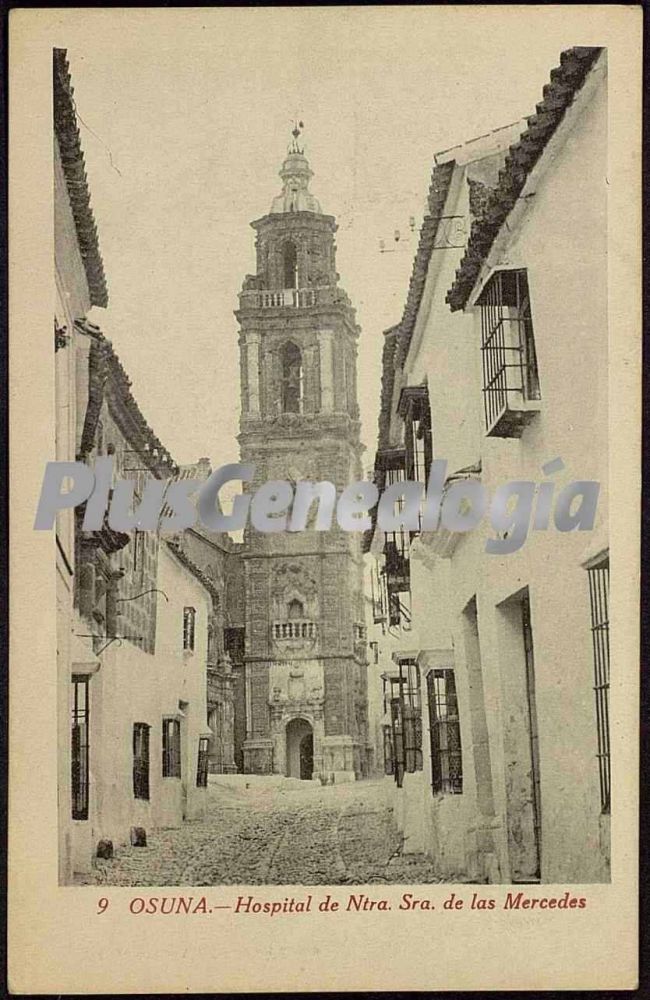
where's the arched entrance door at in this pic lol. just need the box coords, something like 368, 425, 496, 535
285, 718, 313, 780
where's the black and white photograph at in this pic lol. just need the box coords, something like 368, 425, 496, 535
8, 6, 641, 994
52, 28, 612, 889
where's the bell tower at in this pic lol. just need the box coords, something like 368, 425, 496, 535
235, 125, 369, 781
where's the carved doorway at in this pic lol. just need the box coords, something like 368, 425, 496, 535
286, 718, 313, 779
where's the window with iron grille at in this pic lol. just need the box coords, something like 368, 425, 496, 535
427, 669, 463, 795
375, 449, 410, 597
196, 736, 210, 787
399, 658, 423, 773
399, 385, 433, 489
383, 724, 395, 776
588, 556, 610, 813
183, 606, 196, 652
71, 675, 90, 819
477, 269, 540, 437
390, 696, 405, 788
384, 463, 411, 595
133, 723, 150, 800
162, 717, 181, 778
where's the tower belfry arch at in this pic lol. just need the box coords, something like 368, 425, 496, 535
235, 126, 370, 782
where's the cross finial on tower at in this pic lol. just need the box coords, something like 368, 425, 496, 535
290, 118, 305, 154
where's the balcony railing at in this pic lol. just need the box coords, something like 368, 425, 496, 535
384, 537, 410, 594
241, 287, 316, 309
238, 286, 351, 310
273, 619, 318, 641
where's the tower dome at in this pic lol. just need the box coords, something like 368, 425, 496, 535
270, 126, 323, 215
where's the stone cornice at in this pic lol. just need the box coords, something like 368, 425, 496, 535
251, 211, 337, 233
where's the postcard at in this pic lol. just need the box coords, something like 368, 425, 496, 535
8, 6, 641, 993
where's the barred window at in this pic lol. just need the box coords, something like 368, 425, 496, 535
477, 269, 540, 437
71, 675, 90, 820
183, 606, 196, 652
588, 556, 610, 813
196, 736, 210, 788
133, 723, 150, 800
384, 463, 411, 596
390, 696, 405, 789
399, 658, 423, 773
427, 669, 463, 795
399, 385, 433, 487
372, 448, 412, 630
383, 724, 395, 776
162, 718, 181, 778
370, 559, 388, 626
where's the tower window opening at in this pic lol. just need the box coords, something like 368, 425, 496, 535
288, 598, 304, 619
282, 241, 298, 289
281, 341, 303, 414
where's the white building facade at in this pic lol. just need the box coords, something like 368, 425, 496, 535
55, 49, 215, 880
367, 47, 610, 883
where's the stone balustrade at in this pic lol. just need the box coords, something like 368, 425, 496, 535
273, 619, 318, 641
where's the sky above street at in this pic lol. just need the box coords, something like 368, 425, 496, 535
62, 8, 600, 470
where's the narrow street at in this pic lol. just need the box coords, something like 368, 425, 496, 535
76, 778, 445, 886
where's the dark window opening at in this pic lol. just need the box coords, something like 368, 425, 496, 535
71, 675, 90, 820
399, 658, 423, 773
427, 669, 463, 795
383, 724, 394, 776
133, 723, 150, 800
287, 598, 304, 619
588, 557, 610, 813
281, 341, 303, 414
162, 718, 181, 778
385, 661, 422, 786
196, 736, 210, 788
390, 696, 405, 789
282, 240, 298, 289
384, 463, 410, 590
183, 606, 196, 652
399, 385, 433, 488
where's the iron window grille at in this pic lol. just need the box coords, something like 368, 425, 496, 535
162, 718, 181, 778
384, 463, 411, 595
370, 559, 387, 625
133, 723, 150, 800
71, 674, 90, 820
183, 606, 196, 652
588, 557, 610, 813
477, 269, 541, 437
372, 448, 412, 630
427, 669, 463, 795
372, 560, 411, 633
390, 696, 405, 788
398, 384, 433, 534
196, 736, 210, 788
398, 658, 423, 773
383, 724, 395, 776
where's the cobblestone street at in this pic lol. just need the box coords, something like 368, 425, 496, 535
76, 778, 446, 886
